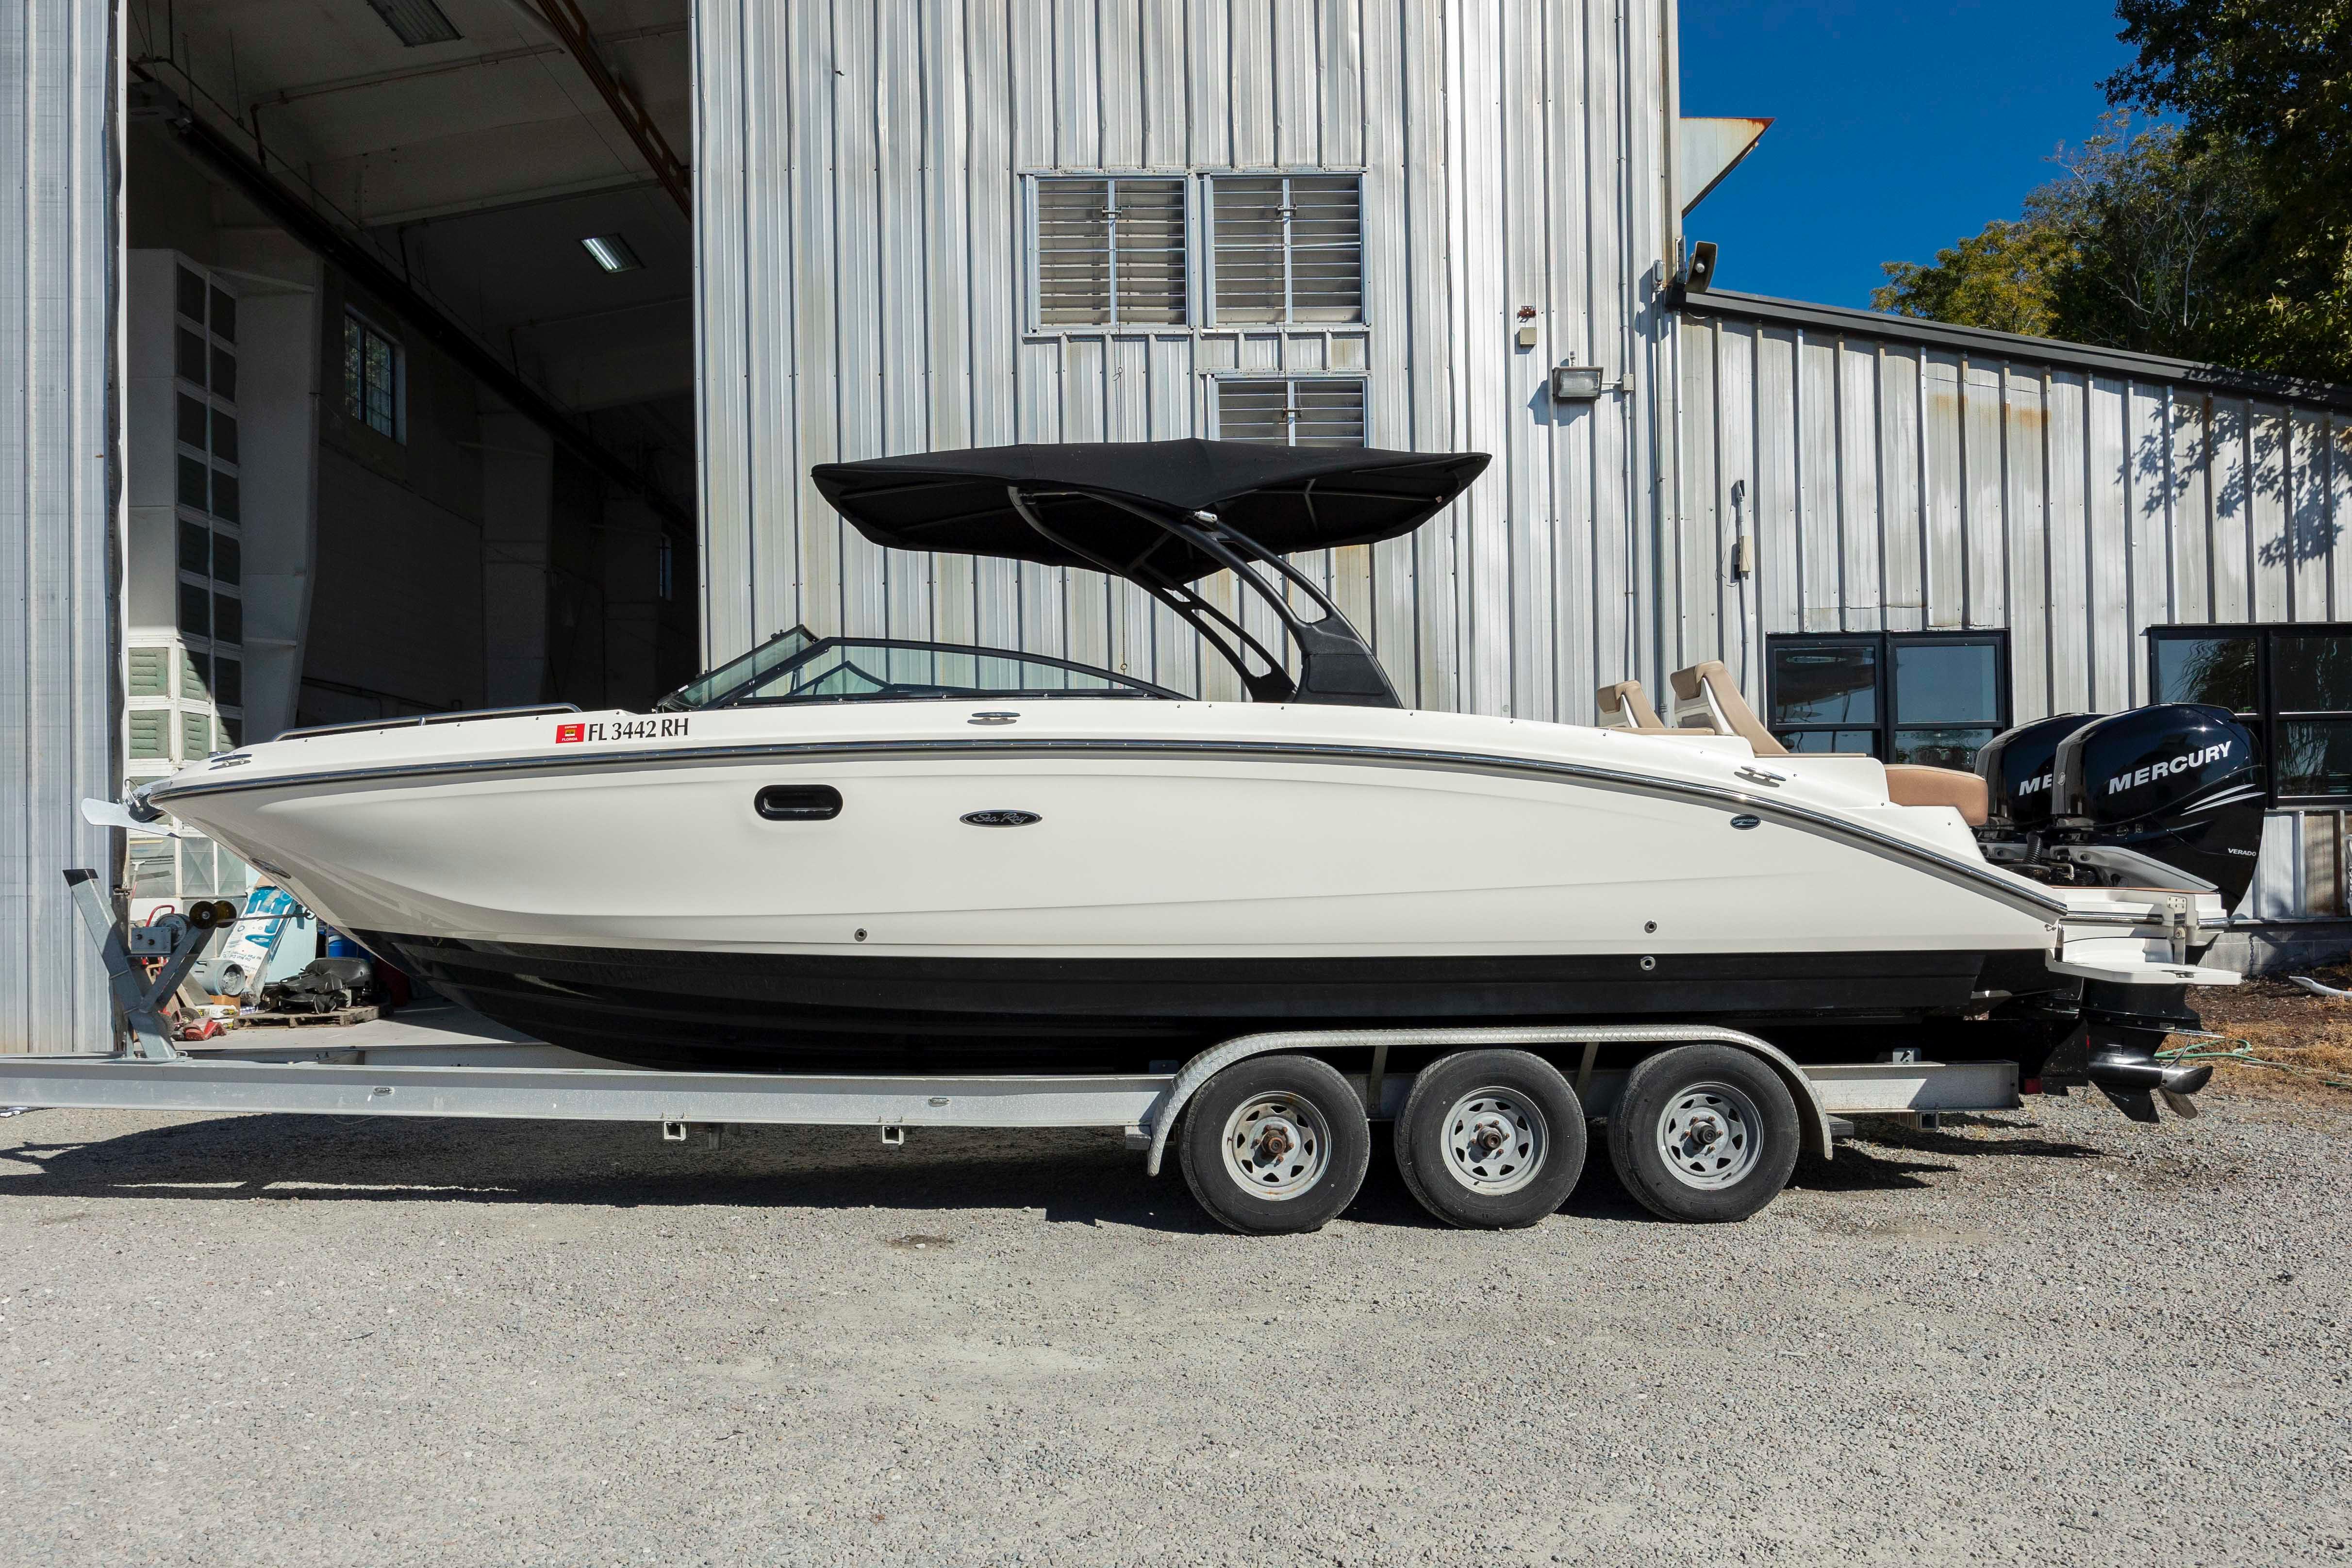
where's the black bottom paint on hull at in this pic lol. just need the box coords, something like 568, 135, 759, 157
357, 931, 2059, 1074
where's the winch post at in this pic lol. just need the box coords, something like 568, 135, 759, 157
63, 869, 206, 1061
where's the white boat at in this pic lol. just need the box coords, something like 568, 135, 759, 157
132, 442, 2244, 1117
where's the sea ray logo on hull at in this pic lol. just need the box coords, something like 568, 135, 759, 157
2107, 741, 2232, 795
961, 809, 1042, 827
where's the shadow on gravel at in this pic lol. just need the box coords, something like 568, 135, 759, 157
0, 1107, 2111, 1235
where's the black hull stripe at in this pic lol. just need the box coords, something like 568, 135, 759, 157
158, 734, 2068, 917
364, 931, 2000, 1067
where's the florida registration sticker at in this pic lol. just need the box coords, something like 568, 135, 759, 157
556, 723, 585, 743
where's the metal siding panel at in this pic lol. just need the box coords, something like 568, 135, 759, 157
743, 0, 801, 645
2174, 394, 2214, 622
1098, 0, 1143, 168
833, 1, 889, 638
1836, 338, 1882, 631
695, 0, 754, 663
1876, 345, 1923, 633
2125, 383, 2173, 701
2248, 406, 2294, 622
1229, 0, 1276, 167
1186, 0, 1232, 167
1675, 319, 1719, 675
966, 1, 1023, 652
1755, 329, 1801, 637
1322, 0, 1365, 169
1359, 0, 1414, 698
1500, 0, 1554, 717
1715, 322, 1762, 694
2334, 418, 2352, 626
1140, 0, 1186, 168
2211, 397, 2251, 622
1921, 352, 1964, 629
2084, 377, 2132, 710
1961, 363, 2005, 630
0, 0, 114, 1050
2300, 410, 2340, 621
926, 0, 977, 645
879, 0, 934, 643
794, 1, 845, 638
1457, 0, 1510, 714
1054, 0, 1102, 169
2043, 371, 2088, 711
1273, 0, 1321, 166
1796, 335, 1839, 631
1401, 0, 1456, 709
2003, 369, 2050, 719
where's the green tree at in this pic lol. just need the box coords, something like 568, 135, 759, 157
1873, 219, 2066, 336
2107, 0, 2352, 382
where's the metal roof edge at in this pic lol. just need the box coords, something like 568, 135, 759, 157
1672, 286, 2352, 414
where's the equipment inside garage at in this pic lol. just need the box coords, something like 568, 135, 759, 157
119, 0, 698, 916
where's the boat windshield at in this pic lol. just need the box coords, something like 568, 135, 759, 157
655, 628, 1182, 710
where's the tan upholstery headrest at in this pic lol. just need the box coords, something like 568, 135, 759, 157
1885, 764, 1989, 827
1595, 680, 1664, 731
1668, 660, 1789, 757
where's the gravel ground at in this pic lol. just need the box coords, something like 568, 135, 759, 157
0, 1088, 2347, 1567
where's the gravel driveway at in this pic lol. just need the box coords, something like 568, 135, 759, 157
0, 1088, 2345, 1566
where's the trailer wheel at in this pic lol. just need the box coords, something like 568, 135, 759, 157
1393, 1050, 1587, 1229
1178, 1055, 1370, 1235
1607, 1043, 1800, 1223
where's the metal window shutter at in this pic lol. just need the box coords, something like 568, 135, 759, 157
128, 710, 168, 759
1036, 179, 1112, 325
1110, 178, 1186, 325
127, 647, 167, 698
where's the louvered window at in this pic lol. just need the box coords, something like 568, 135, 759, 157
1209, 175, 1362, 323
1033, 177, 1187, 326
1213, 378, 1368, 447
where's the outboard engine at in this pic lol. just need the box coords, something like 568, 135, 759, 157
2043, 703, 2267, 906
1973, 712, 2096, 863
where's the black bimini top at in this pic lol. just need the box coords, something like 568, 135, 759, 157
811, 440, 1489, 583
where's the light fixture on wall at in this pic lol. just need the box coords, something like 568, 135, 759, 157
364, 0, 461, 48
580, 233, 643, 273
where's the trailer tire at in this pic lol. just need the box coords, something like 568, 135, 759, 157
1607, 1043, 1799, 1223
1178, 1055, 1370, 1235
1394, 1050, 1586, 1229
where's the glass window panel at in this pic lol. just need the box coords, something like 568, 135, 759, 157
177, 519, 210, 576
213, 656, 242, 709
176, 393, 209, 450
211, 531, 241, 586
2272, 635, 2352, 712
177, 580, 210, 639
2152, 634, 2256, 711
210, 345, 236, 402
1893, 642, 1999, 724
1780, 728, 1878, 756
344, 315, 364, 419
179, 838, 217, 897
1770, 644, 1877, 725
215, 847, 250, 895
177, 454, 209, 511
1892, 726, 2000, 770
211, 408, 239, 464
175, 266, 207, 325
208, 284, 236, 344
211, 470, 240, 524
177, 328, 208, 386
2277, 720, 2352, 798
213, 592, 243, 646
129, 836, 177, 896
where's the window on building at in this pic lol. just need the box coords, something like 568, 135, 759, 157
1213, 378, 1368, 447
1208, 174, 1363, 324
344, 310, 404, 439
2150, 624, 2352, 802
1766, 632, 2009, 768
1032, 176, 1187, 327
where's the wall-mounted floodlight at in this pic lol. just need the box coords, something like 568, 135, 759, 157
1550, 363, 1605, 401
1686, 240, 1719, 293
580, 233, 643, 273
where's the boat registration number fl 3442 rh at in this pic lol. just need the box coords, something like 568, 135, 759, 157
556, 717, 692, 744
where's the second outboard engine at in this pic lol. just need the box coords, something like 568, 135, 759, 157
2042, 703, 2267, 906
1973, 712, 2096, 865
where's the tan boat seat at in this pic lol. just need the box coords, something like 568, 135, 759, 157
1667, 659, 1989, 826
1595, 679, 1665, 731
1884, 764, 1989, 825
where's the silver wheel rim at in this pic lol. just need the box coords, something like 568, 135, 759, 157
1439, 1088, 1549, 1195
1656, 1081, 1764, 1190
1220, 1094, 1332, 1201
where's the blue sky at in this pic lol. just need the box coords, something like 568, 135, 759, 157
1680, 0, 2143, 309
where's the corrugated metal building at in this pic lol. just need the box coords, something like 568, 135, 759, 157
1, 4, 118, 1052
